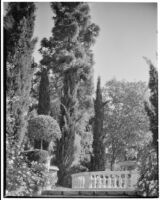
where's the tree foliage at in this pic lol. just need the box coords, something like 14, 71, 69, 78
4, 3, 48, 196
40, 2, 99, 186
29, 64, 41, 114
90, 77, 106, 171
137, 146, 158, 197
103, 79, 151, 170
137, 61, 158, 197
6, 136, 47, 196
144, 62, 158, 150
28, 115, 61, 149
5, 2, 37, 143
37, 67, 50, 115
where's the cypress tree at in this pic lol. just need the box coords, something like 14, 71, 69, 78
40, 2, 99, 186
5, 2, 37, 144
37, 67, 50, 115
138, 61, 158, 196
145, 62, 158, 150
32, 67, 51, 150
91, 77, 107, 171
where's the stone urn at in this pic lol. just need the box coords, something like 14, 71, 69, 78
44, 165, 59, 190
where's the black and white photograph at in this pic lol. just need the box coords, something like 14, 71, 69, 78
2, 0, 158, 198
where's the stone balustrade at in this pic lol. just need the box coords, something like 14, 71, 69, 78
71, 170, 139, 191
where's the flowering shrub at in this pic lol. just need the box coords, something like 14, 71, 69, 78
137, 146, 158, 197
6, 136, 47, 196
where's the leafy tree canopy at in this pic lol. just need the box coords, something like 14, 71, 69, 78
103, 79, 151, 168
28, 115, 61, 143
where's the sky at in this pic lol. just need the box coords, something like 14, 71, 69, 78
20, 2, 157, 86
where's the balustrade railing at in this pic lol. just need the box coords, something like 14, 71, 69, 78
71, 170, 138, 191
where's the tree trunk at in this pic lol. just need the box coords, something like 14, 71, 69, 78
110, 158, 115, 171
41, 139, 43, 150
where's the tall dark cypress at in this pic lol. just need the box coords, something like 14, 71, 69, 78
37, 68, 50, 115
91, 77, 106, 171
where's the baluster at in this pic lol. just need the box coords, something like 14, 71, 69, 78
108, 175, 111, 188
82, 176, 84, 188
114, 175, 117, 188
89, 175, 93, 188
105, 175, 108, 188
77, 175, 84, 188
79, 177, 81, 188
124, 174, 127, 188
74, 177, 76, 188
73, 177, 74, 188
93, 175, 96, 188
106, 175, 108, 188
75, 177, 77, 188
99, 175, 102, 188
82, 176, 85, 188
94, 175, 96, 188
118, 175, 121, 188
76, 177, 78, 188
79, 176, 81, 188
76, 177, 79, 187
103, 175, 106, 188
97, 175, 100, 188
80, 176, 82, 188
80, 176, 83, 188
74, 177, 75, 188
127, 173, 131, 188
96, 175, 98, 188
90, 175, 94, 188
81, 176, 84, 188
121, 174, 125, 188
130, 173, 134, 188
77, 177, 79, 188
111, 174, 114, 188
96, 175, 99, 188
72, 177, 74, 188
116, 175, 119, 188
96, 175, 100, 188
119, 174, 123, 188
125, 174, 128, 188
100, 175, 103, 188
84, 173, 89, 189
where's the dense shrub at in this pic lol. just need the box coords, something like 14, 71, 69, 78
6, 137, 47, 196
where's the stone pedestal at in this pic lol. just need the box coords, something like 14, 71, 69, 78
44, 166, 59, 190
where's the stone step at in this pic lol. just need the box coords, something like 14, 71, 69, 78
40, 190, 140, 197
